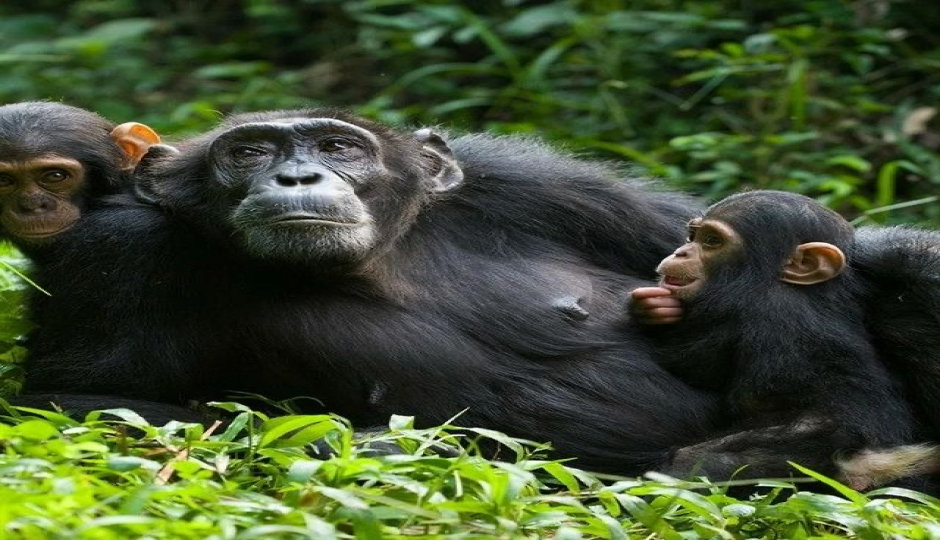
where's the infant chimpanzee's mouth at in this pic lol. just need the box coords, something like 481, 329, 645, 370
663, 275, 696, 287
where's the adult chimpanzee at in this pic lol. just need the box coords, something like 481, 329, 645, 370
0, 101, 159, 253
630, 190, 917, 484
23, 109, 724, 474
0, 101, 212, 423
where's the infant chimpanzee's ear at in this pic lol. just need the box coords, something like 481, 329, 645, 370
781, 242, 846, 285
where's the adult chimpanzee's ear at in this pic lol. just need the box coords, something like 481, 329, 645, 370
110, 122, 162, 169
132, 144, 180, 205
414, 128, 464, 192
781, 242, 847, 285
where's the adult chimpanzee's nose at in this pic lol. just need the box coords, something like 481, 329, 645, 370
274, 171, 323, 187
257, 162, 352, 198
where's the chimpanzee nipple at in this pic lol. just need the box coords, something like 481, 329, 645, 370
553, 296, 590, 321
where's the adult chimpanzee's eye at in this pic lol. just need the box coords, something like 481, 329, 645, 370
319, 138, 354, 153
232, 146, 266, 159
43, 170, 69, 183
0, 175, 13, 188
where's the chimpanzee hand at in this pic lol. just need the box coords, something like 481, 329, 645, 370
630, 287, 684, 324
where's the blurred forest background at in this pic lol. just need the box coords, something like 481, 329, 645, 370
2, 0, 939, 225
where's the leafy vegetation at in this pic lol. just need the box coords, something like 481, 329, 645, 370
1, 1, 939, 537
2, 405, 940, 539
1, 0, 939, 223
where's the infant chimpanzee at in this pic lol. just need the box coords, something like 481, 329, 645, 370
631, 190, 917, 488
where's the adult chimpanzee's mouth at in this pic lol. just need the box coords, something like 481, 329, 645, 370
266, 213, 364, 227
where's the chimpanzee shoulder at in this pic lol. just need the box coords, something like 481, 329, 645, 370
425, 133, 701, 276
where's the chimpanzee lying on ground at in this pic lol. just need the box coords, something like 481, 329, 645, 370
631, 190, 918, 487
20, 108, 725, 474
8, 105, 940, 485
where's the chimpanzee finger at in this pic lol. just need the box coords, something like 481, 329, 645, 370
636, 296, 683, 309
631, 286, 674, 299
637, 307, 683, 324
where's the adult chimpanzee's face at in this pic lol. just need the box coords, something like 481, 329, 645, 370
139, 111, 464, 266
208, 118, 411, 265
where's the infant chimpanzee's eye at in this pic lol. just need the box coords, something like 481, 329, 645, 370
701, 233, 724, 248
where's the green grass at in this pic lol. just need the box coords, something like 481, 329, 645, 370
0, 404, 937, 539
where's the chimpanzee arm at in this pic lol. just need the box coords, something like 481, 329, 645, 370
665, 366, 916, 484
659, 326, 917, 483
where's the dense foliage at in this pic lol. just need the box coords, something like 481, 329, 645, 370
2, 405, 940, 539
2, 0, 939, 223
1, 1, 940, 537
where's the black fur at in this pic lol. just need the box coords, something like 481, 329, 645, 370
23, 109, 719, 474
855, 226, 940, 440
11, 393, 208, 424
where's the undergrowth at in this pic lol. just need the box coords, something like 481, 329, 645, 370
1, 403, 939, 539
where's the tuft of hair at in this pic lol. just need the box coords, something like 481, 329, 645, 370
838, 444, 940, 490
